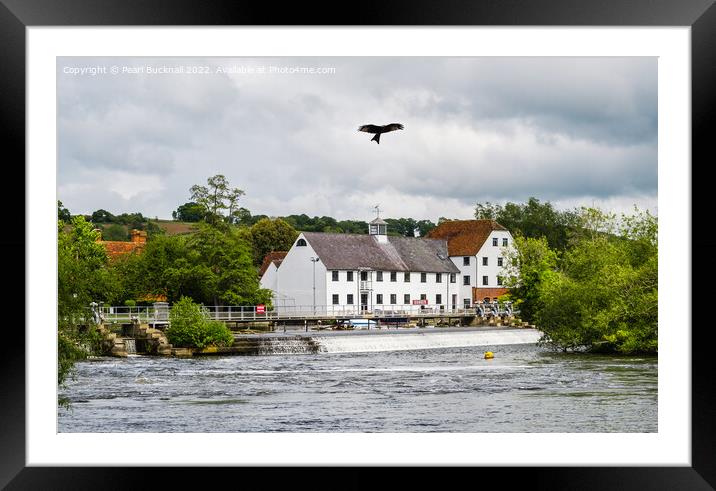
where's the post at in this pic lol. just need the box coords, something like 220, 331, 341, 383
310, 257, 320, 316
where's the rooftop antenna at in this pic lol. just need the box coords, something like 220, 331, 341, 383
373, 204, 381, 219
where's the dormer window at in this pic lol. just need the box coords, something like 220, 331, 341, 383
296, 238, 307, 247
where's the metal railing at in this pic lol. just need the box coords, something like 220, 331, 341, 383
93, 302, 517, 323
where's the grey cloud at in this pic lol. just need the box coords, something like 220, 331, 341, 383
57, 56, 657, 220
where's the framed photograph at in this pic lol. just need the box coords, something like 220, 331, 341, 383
5, 0, 713, 487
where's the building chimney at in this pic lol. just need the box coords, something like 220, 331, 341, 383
130, 229, 147, 244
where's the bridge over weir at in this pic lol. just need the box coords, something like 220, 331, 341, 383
94, 302, 521, 330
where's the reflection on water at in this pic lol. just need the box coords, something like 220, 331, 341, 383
58, 343, 657, 433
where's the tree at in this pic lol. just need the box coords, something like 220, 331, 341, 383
57, 216, 116, 388
166, 297, 233, 349
189, 174, 245, 225
184, 223, 273, 305
91, 209, 115, 223
225, 188, 246, 224
474, 202, 501, 220
173, 202, 206, 222
249, 218, 299, 265
58, 201, 72, 222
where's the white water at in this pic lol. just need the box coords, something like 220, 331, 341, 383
312, 329, 541, 354
124, 338, 137, 354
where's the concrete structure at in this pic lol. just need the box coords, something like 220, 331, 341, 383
261, 218, 515, 314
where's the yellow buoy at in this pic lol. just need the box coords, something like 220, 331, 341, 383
484, 351, 494, 359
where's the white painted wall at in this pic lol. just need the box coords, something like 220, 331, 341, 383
273, 233, 327, 313
473, 230, 515, 299
323, 270, 456, 314
448, 229, 516, 305
259, 263, 278, 291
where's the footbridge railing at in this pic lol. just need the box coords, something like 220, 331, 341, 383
93, 302, 517, 324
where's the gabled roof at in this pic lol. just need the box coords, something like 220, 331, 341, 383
426, 220, 508, 257
259, 251, 288, 277
302, 232, 459, 273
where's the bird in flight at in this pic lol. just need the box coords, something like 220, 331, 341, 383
358, 123, 404, 144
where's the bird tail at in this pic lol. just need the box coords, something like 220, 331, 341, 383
371, 133, 381, 144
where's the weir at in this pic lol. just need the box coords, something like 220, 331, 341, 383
217, 328, 542, 356
311, 329, 541, 354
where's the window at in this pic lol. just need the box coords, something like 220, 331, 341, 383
360, 271, 368, 281
463, 275, 470, 286
436, 294, 442, 304
376, 294, 383, 304
436, 273, 442, 283
420, 272, 427, 283
390, 294, 397, 305
482, 257, 488, 266
492, 238, 498, 246
464, 298, 471, 308
420, 294, 427, 301
376, 271, 383, 282
482, 275, 489, 285
332, 294, 339, 305
296, 238, 307, 246
404, 294, 411, 304
347, 294, 354, 305
404, 272, 411, 282
346, 271, 354, 282
502, 238, 508, 246
497, 276, 503, 286
390, 272, 397, 282
332, 271, 339, 281
463, 256, 470, 266
450, 273, 456, 283
497, 257, 503, 267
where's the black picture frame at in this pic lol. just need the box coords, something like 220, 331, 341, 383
2, 0, 712, 488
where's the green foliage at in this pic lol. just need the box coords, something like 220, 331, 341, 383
189, 174, 245, 225
166, 297, 234, 348
503, 236, 559, 323
103, 223, 129, 241
248, 218, 299, 265
509, 207, 658, 355
91, 209, 115, 223
57, 216, 114, 386
58, 200, 72, 223
173, 201, 206, 222
124, 299, 136, 307
110, 223, 272, 307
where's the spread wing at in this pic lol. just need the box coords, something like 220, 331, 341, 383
358, 124, 382, 133
382, 123, 404, 132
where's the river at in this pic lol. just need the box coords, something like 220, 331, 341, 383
58, 335, 657, 433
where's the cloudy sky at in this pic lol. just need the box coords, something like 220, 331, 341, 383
57, 56, 657, 222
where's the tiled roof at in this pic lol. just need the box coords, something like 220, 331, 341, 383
259, 251, 288, 277
302, 232, 459, 273
426, 220, 507, 257
101, 240, 145, 260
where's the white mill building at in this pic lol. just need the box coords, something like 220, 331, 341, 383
259, 216, 515, 315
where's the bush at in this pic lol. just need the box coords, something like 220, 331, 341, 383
166, 297, 234, 349
124, 299, 136, 307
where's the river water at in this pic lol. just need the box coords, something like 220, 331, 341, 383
58, 337, 657, 433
